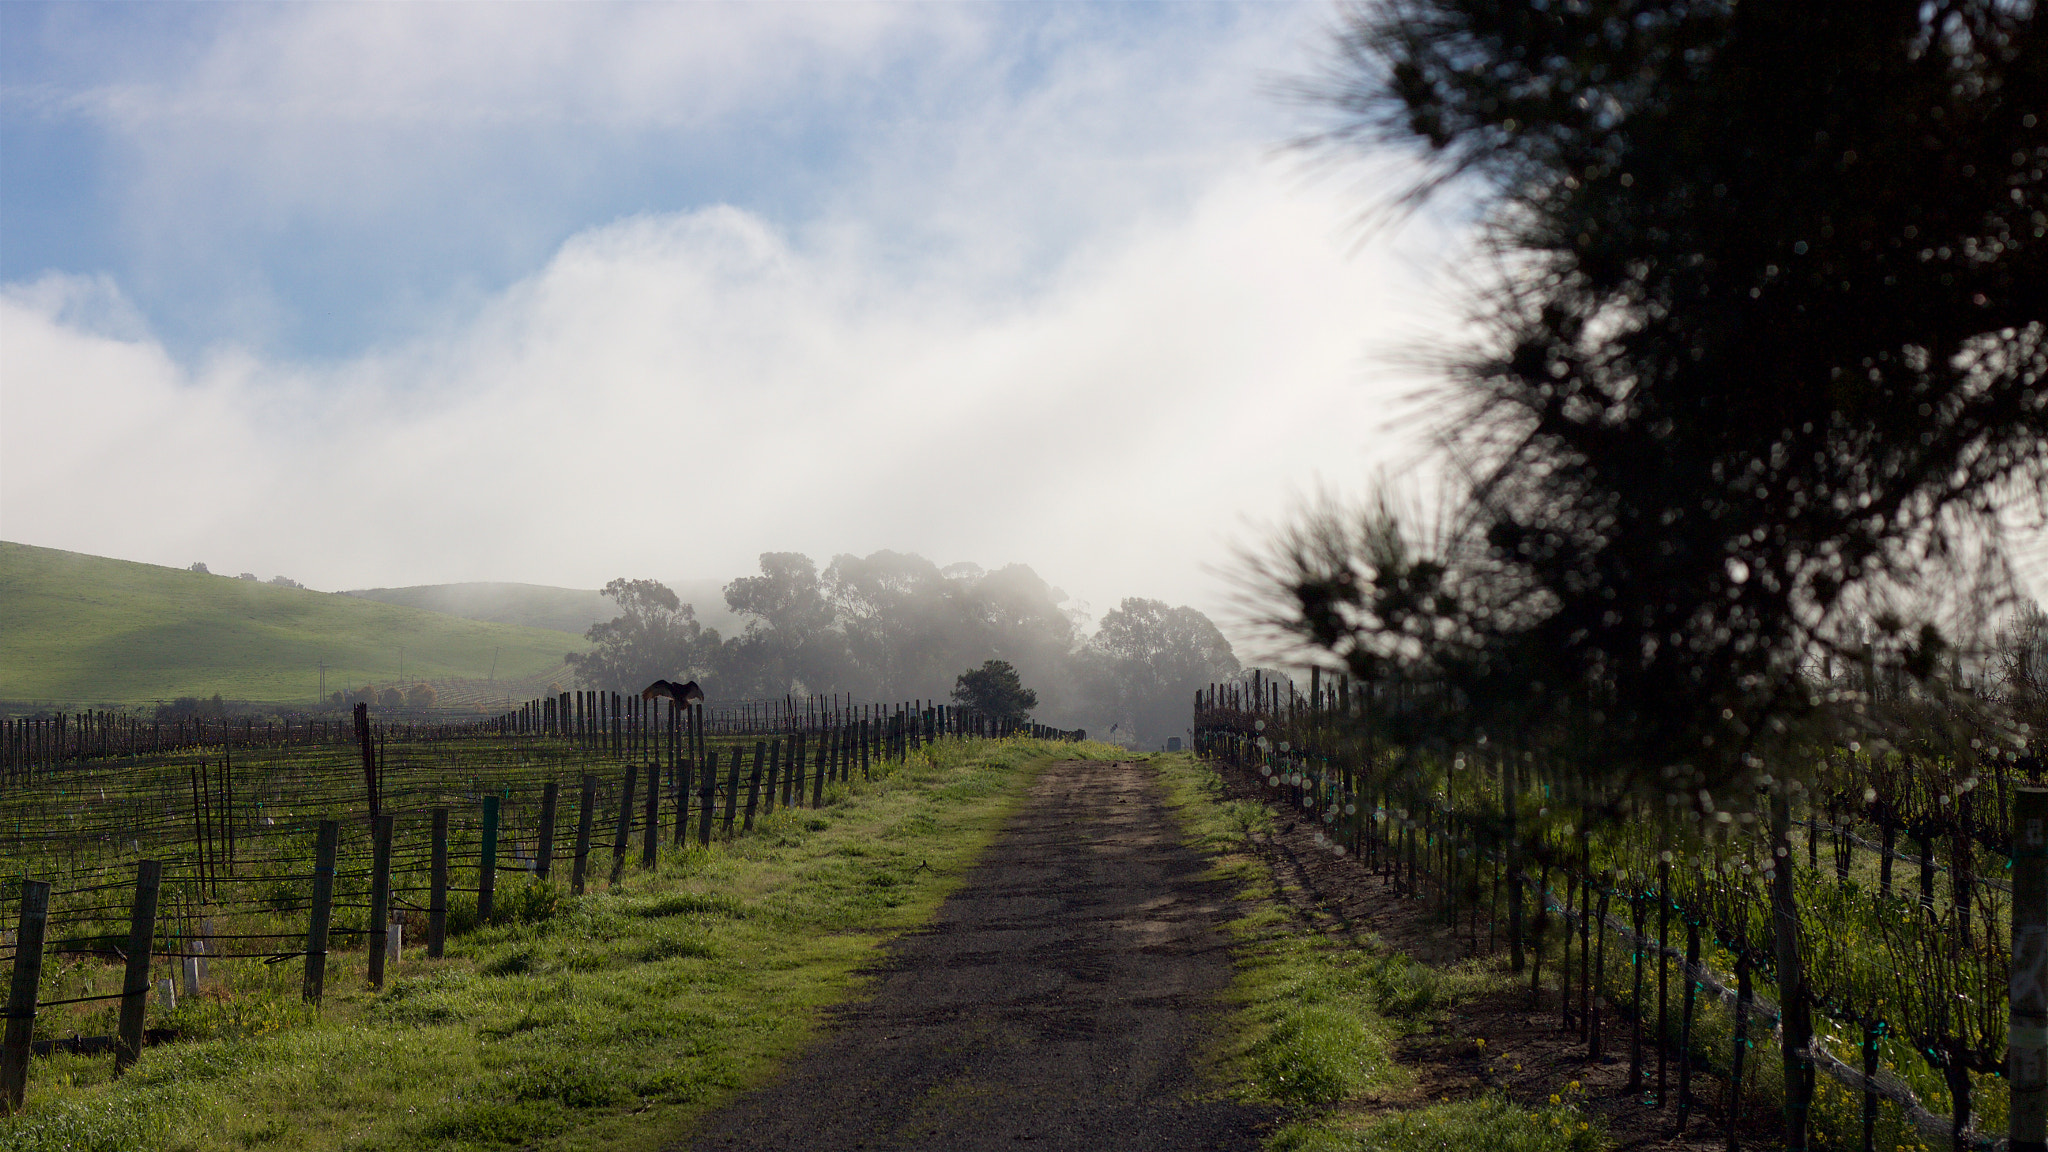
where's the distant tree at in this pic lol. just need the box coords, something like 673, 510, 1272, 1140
952, 659, 1037, 725
237, 572, 259, 582
187, 562, 209, 574
825, 550, 960, 698
722, 552, 845, 695
406, 683, 438, 709
267, 575, 305, 589
566, 578, 720, 691
379, 686, 404, 709
814, 551, 1081, 704
1086, 598, 1238, 746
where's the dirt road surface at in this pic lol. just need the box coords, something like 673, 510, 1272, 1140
679, 759, 1277, 1152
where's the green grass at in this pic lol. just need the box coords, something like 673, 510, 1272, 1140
0, 541, 582, 707
1271, 1094, 1605, 1152
343, 580, 741, 639
0, 736, 1125, 1152
339, 584, 614, 637
1144, 752, 1609, 1152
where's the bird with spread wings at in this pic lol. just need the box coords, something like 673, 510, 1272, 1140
640, 679, 706, 705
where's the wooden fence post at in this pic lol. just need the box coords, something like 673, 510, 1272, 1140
723, 747, 742, 835
675, 707, 693, 846
609, 765, 635, 888
1678, 917, 1700, 1130
743, 741, 765, 832
2012, 786, 2048, 1152
571, 775, 597, 895
357, 702, 381, 817
367, 814, 393, 990
698, 751, 718, 846
641, 761, 659, 868
116, 861, 161, 1072
0, 879, 49, 1111
789, 733, 805, 809
304, 819, 338, 1004
429, 808, 449, 957
812, 734, 828, 807
478, 796, 500, 925
537, 780, 559, 881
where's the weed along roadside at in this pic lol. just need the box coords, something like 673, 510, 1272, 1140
1147, 751, 1609, 1152
0, 737, 1107, 1152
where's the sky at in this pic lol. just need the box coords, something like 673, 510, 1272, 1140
0, 1, 1470, 645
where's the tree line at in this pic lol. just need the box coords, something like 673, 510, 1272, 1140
562, 550, 1240, 747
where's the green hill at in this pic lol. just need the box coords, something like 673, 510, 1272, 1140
0, 542, 584, 709
342, 582, 615, 635
344, 578, 742, 636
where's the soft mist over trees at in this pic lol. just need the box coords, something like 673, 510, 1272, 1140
564, 578, 720, 691
1083, 597, 1239, 748
568, 552, 1240, 745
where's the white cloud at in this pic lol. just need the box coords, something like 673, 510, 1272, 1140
3, 1, 1481, 637
1, 166, 1459, 627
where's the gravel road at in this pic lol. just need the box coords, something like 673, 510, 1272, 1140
679, 758, 1277, 1152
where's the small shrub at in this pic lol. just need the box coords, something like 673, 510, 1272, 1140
639, 935, 716, 962
491, 877, 567, 926
1363, 953, 1441, 1017
161, 989, 314, 1042
630, 892, 743, 919
1249, 1005, 1382, 1105
414, 1099, 567, 1145
480, 946, 538, 977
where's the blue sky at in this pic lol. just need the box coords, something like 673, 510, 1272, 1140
1, 2, 1467, 636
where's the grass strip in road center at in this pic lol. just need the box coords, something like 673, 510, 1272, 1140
1, 738, 1127, 1152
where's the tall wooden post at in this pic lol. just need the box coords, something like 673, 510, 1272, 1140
354, 702, 378, 817
609, 765, 635, 888
116, 861, 161, 1072
537, 780, 559, 881
743, 741, 765, 831
428, 808, 449, 957
367, 814, 393, 989
723, 746, 742, 835
675, 705, 693, 845
0, 880, 49, 1111
571, 775, 597, 895
642, 761, 660, 867
812, 733, 827, 807
477, 796, 500, 924
699, 751, 718, 846
2012, 787, 2048, 1152
304, 820, 338, 1004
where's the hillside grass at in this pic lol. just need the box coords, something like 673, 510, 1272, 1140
340, 584, 615, 637
0, 542, 581, 708
0, 736, 1122, 1152
343, 579, 741, 639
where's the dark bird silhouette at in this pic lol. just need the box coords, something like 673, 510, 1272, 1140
640, 679, 706, 705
